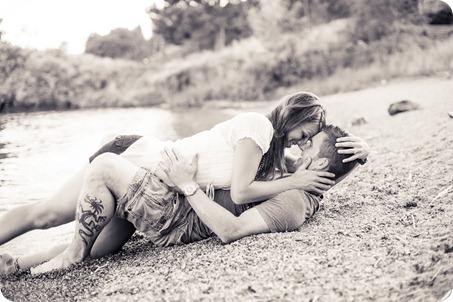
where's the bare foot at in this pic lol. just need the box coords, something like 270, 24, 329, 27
31, 248, 82, 275
0, 253, 18, 276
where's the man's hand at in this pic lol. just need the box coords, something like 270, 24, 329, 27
335, 135, 370, 163
291, 157, 335, 195
158, 147, 199, 188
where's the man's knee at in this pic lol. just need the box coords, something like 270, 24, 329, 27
88, 153, 136, 196
88, 153, 122, 181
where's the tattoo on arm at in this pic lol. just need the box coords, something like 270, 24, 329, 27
77, 195, 107, 246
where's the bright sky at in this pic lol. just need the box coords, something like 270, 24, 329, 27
1, 1, 452, 54
0, 0, 163, 54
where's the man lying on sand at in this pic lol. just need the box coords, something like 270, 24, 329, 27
0, 125, 369, 275
28, 125, 367, 274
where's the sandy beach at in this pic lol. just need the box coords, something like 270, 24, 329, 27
1, 76, 452, 301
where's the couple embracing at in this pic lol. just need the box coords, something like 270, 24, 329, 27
0, 91, 369, 275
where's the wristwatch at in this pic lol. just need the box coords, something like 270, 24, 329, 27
182, 183, 199, 197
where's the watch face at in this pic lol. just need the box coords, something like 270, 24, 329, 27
184, 183, 198, 196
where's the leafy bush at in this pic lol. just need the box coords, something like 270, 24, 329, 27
0, 45, 163, 112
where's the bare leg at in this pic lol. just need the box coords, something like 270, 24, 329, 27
0, 133, 121, 246
0, 164, 88, 246
90, 217, 136, 258
1, 163, 136, 274
19, 243, 68, 271
0, 164, 135, 275
31, 154, 139, 274
0, 218, 136, 276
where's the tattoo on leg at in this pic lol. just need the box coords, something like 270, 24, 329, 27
77, 195, 107, 246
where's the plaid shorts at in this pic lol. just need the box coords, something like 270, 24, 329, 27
115, 168, 192, 247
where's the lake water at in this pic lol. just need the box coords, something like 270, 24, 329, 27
0, 106, 244, 256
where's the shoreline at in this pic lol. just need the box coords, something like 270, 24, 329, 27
1, 74, 449, 116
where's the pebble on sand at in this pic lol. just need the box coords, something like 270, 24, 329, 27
388, 100, 420, 116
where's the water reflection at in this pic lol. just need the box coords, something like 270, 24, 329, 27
171, 107, 236, 138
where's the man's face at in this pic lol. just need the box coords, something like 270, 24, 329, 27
297, 131, 328, 170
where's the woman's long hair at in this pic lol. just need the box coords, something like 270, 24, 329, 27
256, 92, 326, 180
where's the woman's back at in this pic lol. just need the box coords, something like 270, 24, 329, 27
120, 112, 274, 188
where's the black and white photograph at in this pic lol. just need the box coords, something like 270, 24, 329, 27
0, 0, 452, 301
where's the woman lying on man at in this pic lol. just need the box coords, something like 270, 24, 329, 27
0, 92, 369, 275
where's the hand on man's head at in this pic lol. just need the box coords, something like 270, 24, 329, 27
294, 157, 312, 171
290, 158, 335, 195
335, 135, 370, 163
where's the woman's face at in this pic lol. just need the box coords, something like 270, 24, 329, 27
285, 122, 320, 148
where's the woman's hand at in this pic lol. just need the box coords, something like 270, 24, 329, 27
158, 147, 198, 188
284, 152, 300, 174
291, 158, 336, 195
335, 135, 370, 163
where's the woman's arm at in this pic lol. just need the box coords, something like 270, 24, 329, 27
229, 138, 335, 204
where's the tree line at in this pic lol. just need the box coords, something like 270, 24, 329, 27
84, 0, 452, 61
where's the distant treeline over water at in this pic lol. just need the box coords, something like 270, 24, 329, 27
1, 0, 452, 113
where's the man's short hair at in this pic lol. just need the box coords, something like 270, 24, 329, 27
317, 124, 358, 180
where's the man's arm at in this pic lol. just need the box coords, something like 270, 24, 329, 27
158, 147, 271, 243
185, 190, 270, 243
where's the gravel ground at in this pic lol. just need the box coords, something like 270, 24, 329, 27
1, 76, 452, 302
